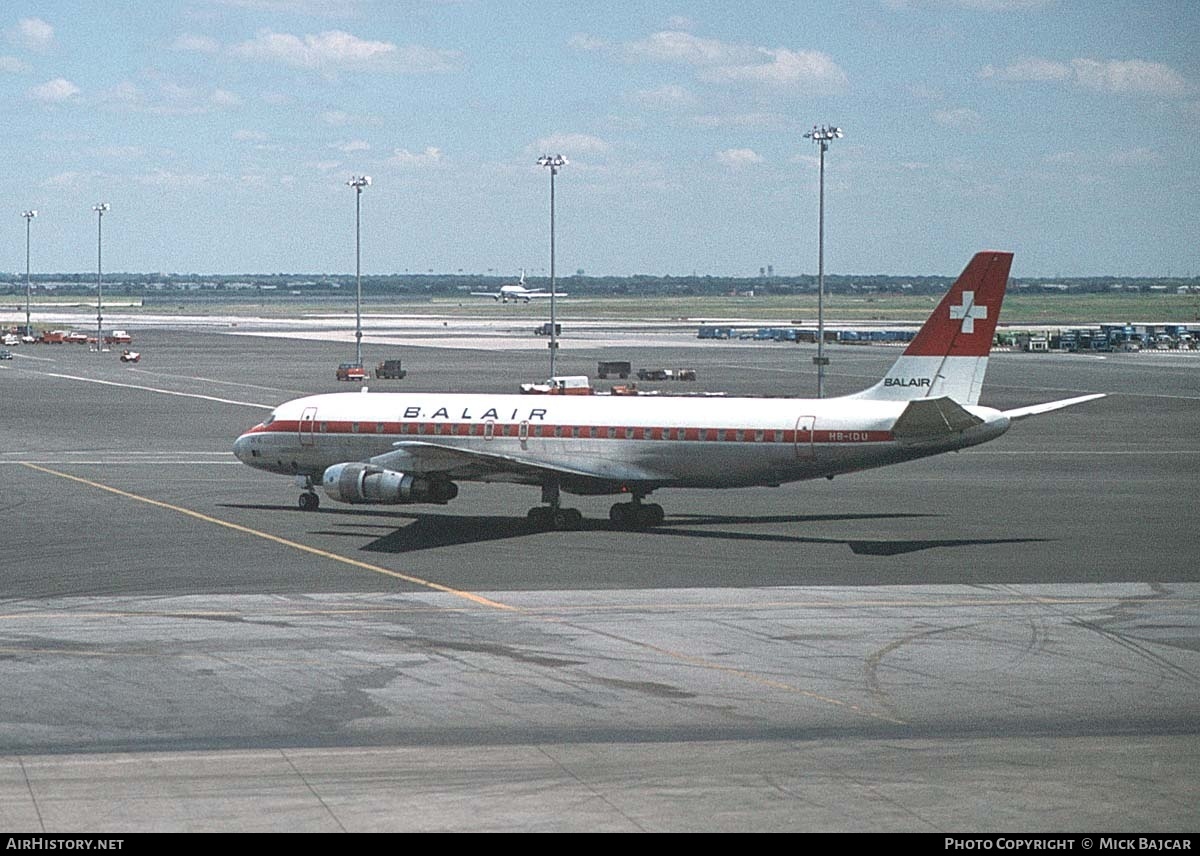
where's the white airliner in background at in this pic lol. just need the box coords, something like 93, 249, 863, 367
234, 251, 1103, 529
470, 270, 565, 303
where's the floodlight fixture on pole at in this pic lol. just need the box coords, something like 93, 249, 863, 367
537, 154, 568, 377
346, 175, 371, 367
22, 210, 37, 338
93, 203, 109, 353
803, 125, 842, 398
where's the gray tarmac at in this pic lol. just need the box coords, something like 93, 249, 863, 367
0, 322, 1197, 831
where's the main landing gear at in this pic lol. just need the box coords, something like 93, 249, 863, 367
527, 482, 667, 531
608, 494, 664, 529
527, 481, 583, 530
297, 475, 320, 511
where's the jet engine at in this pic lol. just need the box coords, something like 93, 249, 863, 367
322, 463, 458, 505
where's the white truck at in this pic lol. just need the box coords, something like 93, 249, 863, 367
519, 375, 595, 395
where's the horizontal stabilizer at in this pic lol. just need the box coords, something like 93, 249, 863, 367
1003, 393, 1105, 421
892, 396, 984, 443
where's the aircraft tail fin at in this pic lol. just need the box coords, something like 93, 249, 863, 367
851, 250, 1012, 405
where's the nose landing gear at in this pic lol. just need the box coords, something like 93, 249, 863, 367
296, 475, 320, 511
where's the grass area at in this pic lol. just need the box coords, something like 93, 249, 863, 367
24, 292, 1200, 325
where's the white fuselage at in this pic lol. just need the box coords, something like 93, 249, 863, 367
233, 391, 1011, 494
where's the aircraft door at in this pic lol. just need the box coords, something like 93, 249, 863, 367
299, 407, 318, 447
794, 416, 815, 460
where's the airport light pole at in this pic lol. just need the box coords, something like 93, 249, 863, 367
537, 154, 567, 377
346, 175, 371, 367
93, 203, 109, 353
803, 125, 842, 398
22, 210, 36, 337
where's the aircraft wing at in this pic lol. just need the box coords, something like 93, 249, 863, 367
469, 291, 500, 298
367, 440, 666, 490
1002, 393, 1105, 421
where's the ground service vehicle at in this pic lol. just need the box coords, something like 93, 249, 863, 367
597, 361, 631, 379
638, 368, 697, 381
519, 375, 595, 395
375, 360, 407, 380
336, 363, 367, 382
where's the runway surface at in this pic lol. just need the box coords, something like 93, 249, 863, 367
1, 322, 1197, 831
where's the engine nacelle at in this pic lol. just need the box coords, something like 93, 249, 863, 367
321, 463, 458, 505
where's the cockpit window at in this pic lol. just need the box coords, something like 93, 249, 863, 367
262, 411, 277, 427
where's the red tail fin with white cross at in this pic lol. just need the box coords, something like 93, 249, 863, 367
850, 251, 1012, 405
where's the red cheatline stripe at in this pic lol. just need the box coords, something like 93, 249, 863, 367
245, 422, 893, 444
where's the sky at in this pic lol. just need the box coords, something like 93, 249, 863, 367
2, 0, 1197, 278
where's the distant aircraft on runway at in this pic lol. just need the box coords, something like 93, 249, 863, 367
234, 251, 1104, 529
470, 270, 565, 303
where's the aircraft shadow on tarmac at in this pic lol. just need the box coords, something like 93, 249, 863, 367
220, 504, 1049, 556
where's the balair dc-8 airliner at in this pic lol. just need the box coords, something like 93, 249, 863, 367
233, 251, 1103, 529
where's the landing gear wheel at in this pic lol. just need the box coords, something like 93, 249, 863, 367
528, 506, 583, 530
609, 501, 665, 529
554, 508, 583, 530
298, 492, 320, 511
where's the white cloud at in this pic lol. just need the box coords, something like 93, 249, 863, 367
704, 48, 847, 92
1071, 59, 1191, 96
716, 148, 764, 167
692, 111, 784, 128
665, 16, 698, 31
231, 29, 459, 73
388, 146, 443, 167
621, 31, 847, 94
100, 80, 241, 115
533, 133, 610, 155
982, 56, 1192, 96
173, 33, 220, 53
332, 139, 370, 153
980, 57, 1072, 82
630, 83, 696, 108
29, 77, 79, 102
233, 129, 269, 142
0, 55, 27, 73
627, 31, 743, 65
94, 145, 146, 160
567, 33, 608, 52
932, 106, 982, 129
887, 0, 1050, 8
136, 168, 210, 189
8, 17, 54, 52
1109, 146, 1162, 167
210, 88, 241, 107
44, 171, 81, 188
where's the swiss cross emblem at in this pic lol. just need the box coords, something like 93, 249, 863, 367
949, 291, 987, 333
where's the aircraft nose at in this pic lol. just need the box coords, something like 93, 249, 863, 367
233, 434, 252, 463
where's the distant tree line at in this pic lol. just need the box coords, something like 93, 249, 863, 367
1, 271, 1196, 298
